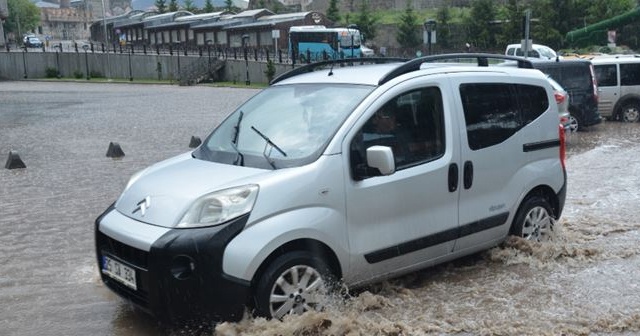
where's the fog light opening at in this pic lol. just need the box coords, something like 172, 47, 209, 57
170, 255, 196, 280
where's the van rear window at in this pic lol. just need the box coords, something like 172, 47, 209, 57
536, 64, 591, 90
460, 83, 548, 150
620, 63, 640, 86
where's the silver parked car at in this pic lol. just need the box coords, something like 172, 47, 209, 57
95, 54, 567, 324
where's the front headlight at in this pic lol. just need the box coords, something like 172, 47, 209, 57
176, 185, 259, 228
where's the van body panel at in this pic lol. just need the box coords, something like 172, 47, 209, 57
115, 153, 266, 228
95, 55, 567, 323
222, 154, 350, 280
592, 56, 640, 120
532, 60, 601, 127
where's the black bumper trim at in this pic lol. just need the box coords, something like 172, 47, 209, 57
96, 208, 251, 324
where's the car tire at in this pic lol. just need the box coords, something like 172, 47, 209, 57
620, 103, 640, 123
568, 114, 580, 132
254, 251, 336, 320
510, 196, 554, 242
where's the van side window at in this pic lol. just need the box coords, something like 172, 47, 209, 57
460, 83, 547, 150
620, 63, 640, 86
594, 64, 617, 87
517, 84, 549, 124
350, 87, 445, 179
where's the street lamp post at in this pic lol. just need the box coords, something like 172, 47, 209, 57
424, 19, 437, 56
83, 44, 90, 80
206, 39, 213, 74
127, 43, 133, 81
242, 34, 250, 85
54, 45, 61, 78
176, 40, 181, 82
101, 0, 111, 80
22, 46, 27, 79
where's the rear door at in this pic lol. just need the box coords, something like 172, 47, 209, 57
448, 73, 553, 252
594, 63, 620, 118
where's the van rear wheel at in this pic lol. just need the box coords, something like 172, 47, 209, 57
620, 103, 640, 123
511, 196, 554, 242
254, 251, 336, 320
568, 114, 580, 132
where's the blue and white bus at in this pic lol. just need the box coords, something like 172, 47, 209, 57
289, 25, 363, 62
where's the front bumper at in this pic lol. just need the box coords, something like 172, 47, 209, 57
95, 205, 251, 323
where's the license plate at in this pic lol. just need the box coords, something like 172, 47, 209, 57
102, 255, 137, 290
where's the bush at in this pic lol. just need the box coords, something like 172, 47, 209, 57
264, 60, 276, 84
90, 70, 103, 78
73, 70, 84, 79
45, 67, 58, 78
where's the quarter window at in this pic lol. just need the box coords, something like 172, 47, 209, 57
460, 83, 548, 150
620, 63, 640, 86
594, 64, 617, 87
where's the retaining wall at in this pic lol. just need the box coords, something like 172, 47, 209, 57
0, 51, 296, 84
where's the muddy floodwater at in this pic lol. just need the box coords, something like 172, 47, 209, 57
2, 82, 640, 336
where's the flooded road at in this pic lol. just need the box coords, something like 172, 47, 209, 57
2, 82, 640, 336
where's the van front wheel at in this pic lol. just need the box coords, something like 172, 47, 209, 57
254, 251, 336, 320
511, 196, 554, 242
620, 103, 640, 123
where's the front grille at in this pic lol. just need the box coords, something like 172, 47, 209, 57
98, 233, 148, 268
97, 231, 151, 309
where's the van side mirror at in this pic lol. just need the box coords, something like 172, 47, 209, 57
366, 146, 395, 175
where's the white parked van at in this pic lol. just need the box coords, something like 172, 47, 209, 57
506, 43, 559, 60
591, 55, 640, 122
95, 54, 567, 324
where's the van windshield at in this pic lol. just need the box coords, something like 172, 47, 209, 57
194, 84, 374, 169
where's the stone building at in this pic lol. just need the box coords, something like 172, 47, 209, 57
37, 0, 132, 41
0, 0, 7, 46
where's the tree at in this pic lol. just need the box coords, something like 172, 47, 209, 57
467, 0, 497, 51
496, 0, 522, 47
436, 2, 452, 48
169, 0, 179, 12
183, 0, 197, 12
326, 0, 341, 25
353, 0, 378, 42
5, 0, 40, 39
155, 0, 167, 13
225, 0, 233, 12
203, 0, 214, 13
396, 0, 420, 49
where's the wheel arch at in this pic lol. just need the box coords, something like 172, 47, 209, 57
250, 238, 343, 287
510, 185, 560, 233
613, 94, 640, 118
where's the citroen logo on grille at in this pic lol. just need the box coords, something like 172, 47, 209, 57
133, 196, 151, 216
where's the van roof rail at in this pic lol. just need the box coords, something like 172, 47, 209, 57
270, 57, 409, 85
378, 53, 535, 85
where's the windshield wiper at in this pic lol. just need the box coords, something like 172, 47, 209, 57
250, 126, 287, 169
231, 111, 244, 166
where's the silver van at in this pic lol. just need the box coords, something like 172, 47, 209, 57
591, 55, 640, 122
95, 54, 567, 324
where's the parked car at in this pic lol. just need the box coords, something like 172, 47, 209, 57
95, 54, 567, 324
24, 37, 43, 48
546, 75, 572, 132
591, 55, 640, 122
506, 43, 559, 60
531, 59, 601, 131
361, 45, 375, 56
